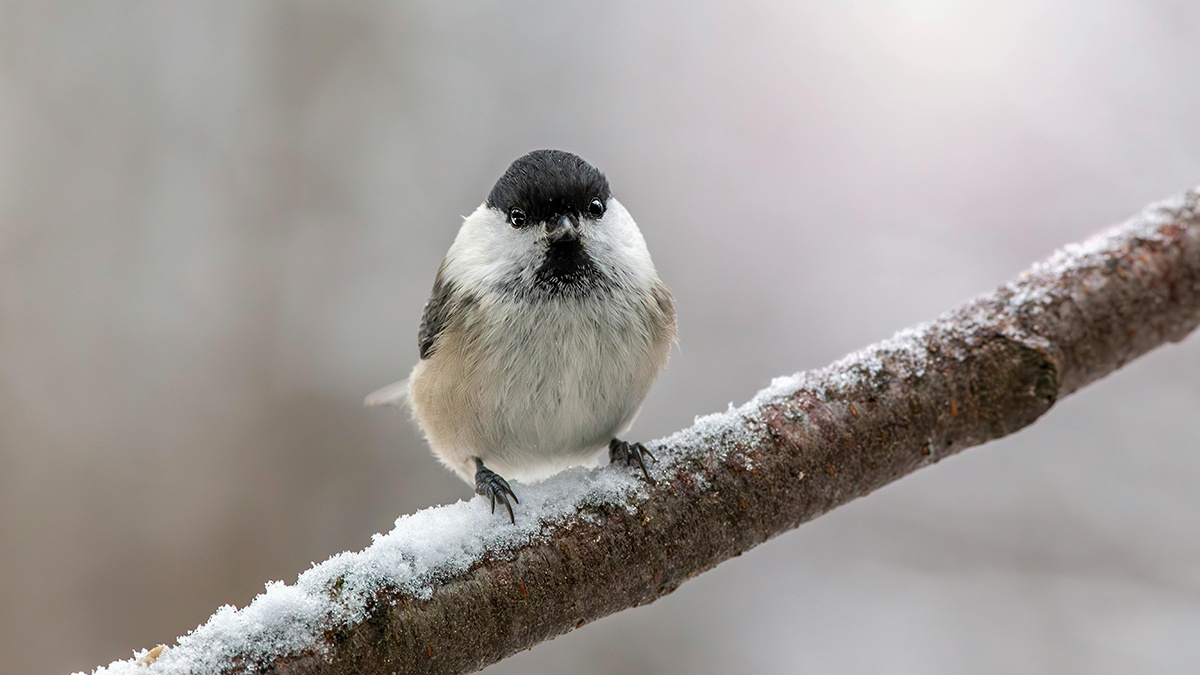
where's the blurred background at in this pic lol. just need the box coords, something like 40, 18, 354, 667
2, 1, 1199, 673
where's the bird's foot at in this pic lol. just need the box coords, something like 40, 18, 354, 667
609, 438, 657, 483
474, 458, 519, 524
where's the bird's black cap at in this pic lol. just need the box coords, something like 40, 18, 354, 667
486, 150, 611, 224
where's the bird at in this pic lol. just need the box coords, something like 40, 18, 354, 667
366, 149, 676, 522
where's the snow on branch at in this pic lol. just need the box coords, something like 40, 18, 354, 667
86, 188, 1200, 675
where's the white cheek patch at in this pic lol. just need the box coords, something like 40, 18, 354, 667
583, 199, 657, 288
443, 199, 660, 294
442, 204, 542, 290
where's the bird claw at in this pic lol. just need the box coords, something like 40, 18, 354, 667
609, 439, 657, 483
474, 458, 519, 523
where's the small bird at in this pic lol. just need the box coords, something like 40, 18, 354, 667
367, 149, 676, 522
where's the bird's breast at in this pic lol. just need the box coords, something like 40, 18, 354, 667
464, 291, 663, 474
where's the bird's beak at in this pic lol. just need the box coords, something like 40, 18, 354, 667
546, 215, 579, 243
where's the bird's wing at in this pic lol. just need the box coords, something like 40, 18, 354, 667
418, 267, 455, 360
365, 266, 459, 408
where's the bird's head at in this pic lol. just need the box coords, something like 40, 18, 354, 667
444, 149, 655, 298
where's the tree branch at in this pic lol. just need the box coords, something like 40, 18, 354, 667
88, 188, 1200, 675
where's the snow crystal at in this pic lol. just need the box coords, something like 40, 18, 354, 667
1004, 189, 1197, 313
820, 322, 933, 391
84, 465, 646, 675
654, 408, 753, 460
86, 357, 831, 675
654, 323, 937, 461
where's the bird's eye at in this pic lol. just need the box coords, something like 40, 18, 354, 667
588, 198, 605, 218
509, 208, 526, 227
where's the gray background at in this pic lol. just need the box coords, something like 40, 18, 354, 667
2, 2, 1199, 674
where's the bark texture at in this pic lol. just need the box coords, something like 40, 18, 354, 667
102, 189, 1200, 675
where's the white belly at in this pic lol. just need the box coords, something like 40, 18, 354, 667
409, 292, 667, 483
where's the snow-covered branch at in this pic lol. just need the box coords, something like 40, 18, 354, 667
87, 188, 1200, 675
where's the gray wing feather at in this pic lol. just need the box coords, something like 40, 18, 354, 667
418, 270, 456, 360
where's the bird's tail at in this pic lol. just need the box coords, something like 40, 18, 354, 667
364, 378, 410, 407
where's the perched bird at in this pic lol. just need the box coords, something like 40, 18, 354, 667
366, 150, 676, 522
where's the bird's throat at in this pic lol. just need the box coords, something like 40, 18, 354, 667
533, 239, 603, 293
